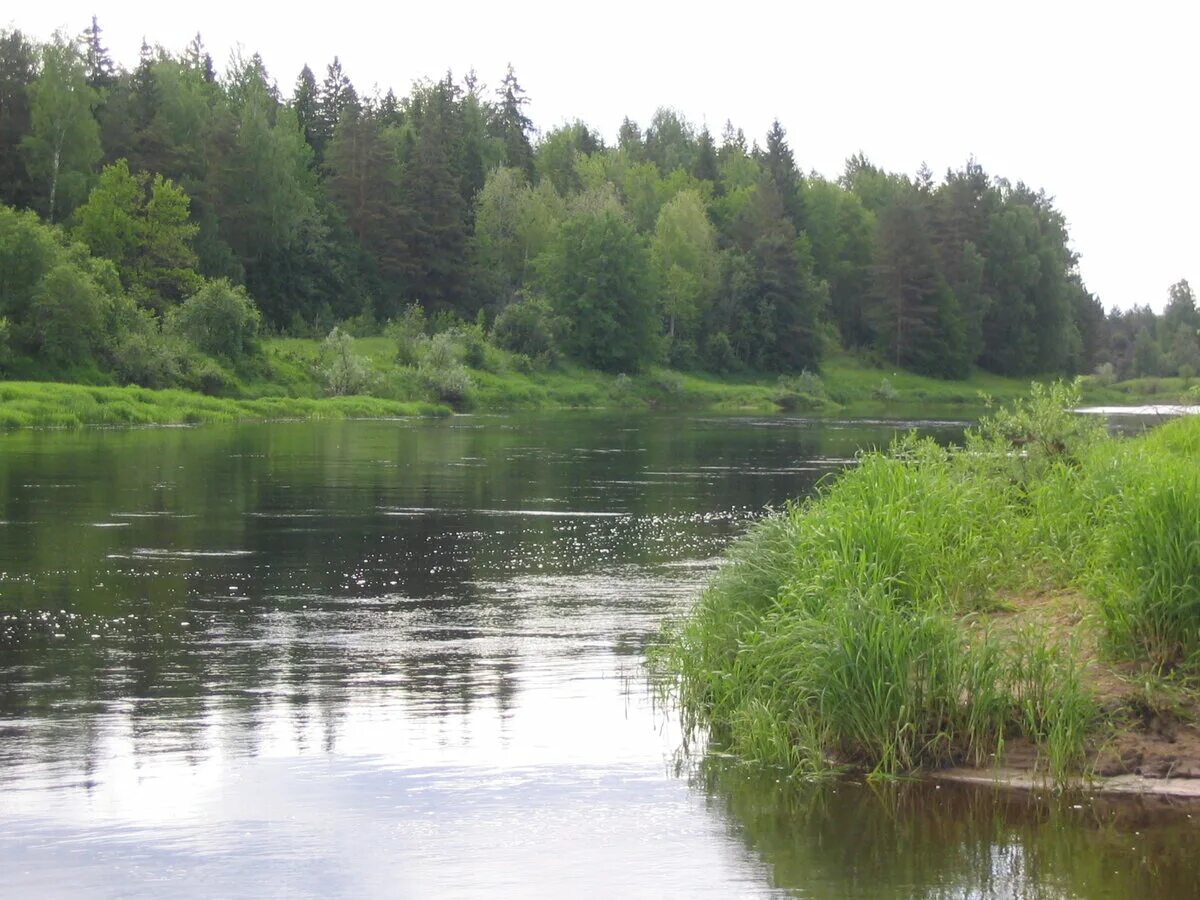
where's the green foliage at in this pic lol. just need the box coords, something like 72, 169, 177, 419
417, 331, 473, 405
168, 279, 261, 361
27, 262, 109, 364
109, 322, 190, 389
0, 315, 11, 370
491, 295, 562, 364
774, 370, 831, 411
0, 28, 1182, 392
21, 33, 101, 221
1097, 454, 1200, 672
0, 379, 448, 428
968, 379, 1105, 484
658, 386, 1200, 784
386, 302, 428, 366
536, 207, 659, 373
319, 326, 375, 396
72, 159, 202, 306
872, 377, 899, 402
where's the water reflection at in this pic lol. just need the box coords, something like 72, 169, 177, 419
700, 761, 1200, 898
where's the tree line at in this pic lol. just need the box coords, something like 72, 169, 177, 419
0, 21, 1194, 388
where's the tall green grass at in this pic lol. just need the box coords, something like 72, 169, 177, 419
657, 384, 1200, 785
1098, 464, 1200, 671
0, 381, 449, 429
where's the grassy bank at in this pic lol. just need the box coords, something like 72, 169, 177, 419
0, 381, 449, 428
2, 331, 1192, 429
655, 383, 1200, 786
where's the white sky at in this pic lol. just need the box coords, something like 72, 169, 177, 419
12, 0, 1198, 312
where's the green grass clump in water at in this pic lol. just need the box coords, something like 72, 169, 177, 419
657, 383, 1200, 786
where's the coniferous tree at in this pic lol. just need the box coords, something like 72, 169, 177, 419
763, 118, 805, 232
692, 126, 719, 189
0, 29, 37, 209
291, 65, 320, 155
80, 17, 116, 91
869, 189, 967, 377
397, 110, 468, 310
313, 56, 358, 163
494, 64, 533, 178
325, 107, 407, 303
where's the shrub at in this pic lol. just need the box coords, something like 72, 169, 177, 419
458, 323, 490, 369
1092, 361, 1117, 385
704, 331, 738, 374
872, 377, 899, 402
319, 327, 375, 396
492, 296, 562, 364
169, 279, 262, 361
27, 263, 110, 366
110, 328, 189, 389
417, 332, 472, 405
386, 303, 427, 366
775, 370, 830, 411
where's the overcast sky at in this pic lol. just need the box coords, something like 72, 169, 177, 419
12, 1, 1198, 312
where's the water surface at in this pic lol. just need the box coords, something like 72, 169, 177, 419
1, 413, 1196, 898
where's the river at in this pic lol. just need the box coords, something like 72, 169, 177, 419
1, 413, 1196, 898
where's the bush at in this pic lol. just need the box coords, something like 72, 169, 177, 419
458, 323, 490, 369
185, 357, 235, 396
28, 263, 110, 366
703, 331, 739, 374
417, 332, 472, 405
386, 303, 427, 366
775, 369, 829, 411
110, 328, 189, 389
169, 279, 262, 361
341, 302, 380, 338
1092, 361, 1117, 385
319, 327, 375, 396
872, 377, 899, 402
492, 296, 562, 364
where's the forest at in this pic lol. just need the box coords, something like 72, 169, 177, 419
0, 20, 1196, 394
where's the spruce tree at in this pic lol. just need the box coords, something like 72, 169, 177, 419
0, 29, 37, 208
494, 64, 533, 178
763, 119, 805, 232
80, 17, 116, 91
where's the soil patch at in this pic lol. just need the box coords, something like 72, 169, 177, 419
960, 588, 1200, 795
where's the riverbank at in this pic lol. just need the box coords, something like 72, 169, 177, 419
656, 383, 1200, 790
2, 334, 1188, 429
0, 381, 450, 428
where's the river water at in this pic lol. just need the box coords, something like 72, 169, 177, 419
1, 413, 1196, 898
